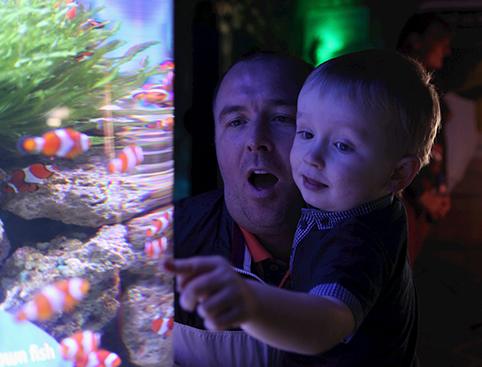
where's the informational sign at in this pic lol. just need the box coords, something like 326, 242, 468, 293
0, 311, 73, 367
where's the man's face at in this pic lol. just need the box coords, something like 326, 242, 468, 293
290, 88, 397, 212
419, 23, 452, 70
214, 59, 304, 236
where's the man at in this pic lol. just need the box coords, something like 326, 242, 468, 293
173, 52, 312, 366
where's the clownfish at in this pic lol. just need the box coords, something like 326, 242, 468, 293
16, 278, 90, 322
18, 128, 91, 159
75, 349, 121, 367
66, 3, 77, 19
151, 316, 174, 338
108, 144, 143, 174
81, 18, 107, 30
144, 237, 169, 259
75, 51, 94, 62
131, 85, 169, 105
145, 116, 174, 131
60, 0, 78, 20
54, 0, 77, 19
161, 70, 174, 93
3, 163, 56, 194
60, 330, 101, 361
145, 208, 173, 237
159, 60, 174, 72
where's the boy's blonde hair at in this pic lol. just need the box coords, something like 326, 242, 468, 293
304, 49, 441, 167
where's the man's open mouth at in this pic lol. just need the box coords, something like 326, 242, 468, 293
248, 170, 279, 190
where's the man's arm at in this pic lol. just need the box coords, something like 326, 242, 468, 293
166, 256, 355, 355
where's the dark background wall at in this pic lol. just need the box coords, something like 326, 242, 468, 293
174, 0, 482, 199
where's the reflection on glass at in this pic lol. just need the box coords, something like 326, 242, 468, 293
0, 1, 173, 366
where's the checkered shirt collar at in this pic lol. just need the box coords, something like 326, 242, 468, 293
293, 195, 393, 248
304, 195, 393, 229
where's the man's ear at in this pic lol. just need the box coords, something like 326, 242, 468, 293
389, 156, 420, 193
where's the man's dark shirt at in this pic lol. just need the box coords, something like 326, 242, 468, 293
173, 190, 287, 366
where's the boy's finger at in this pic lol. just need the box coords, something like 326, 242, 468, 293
202, 303, 243, 331
198, 286, 241, 322
164, 256, 227, 275
180, 271, 225, 311
163, 257, 176, 273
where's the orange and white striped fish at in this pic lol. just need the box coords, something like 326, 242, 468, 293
3, 163, 56, 194
65, 1, 77, 20
151, 315, 174, 338
132, 85, 169, 105
60, 330, 101, 361
18, 128, 91, 159
75, 349, 121, 367
81, 18, 107, 30
75, 51, 94, 62
159, 60, 174, 72
145, 115, 174, 131
54, 0, 77, 20
144, 237, 169, 259
15, 278, 90, 322
145, 208, 173, 237
108, 144, 143, 174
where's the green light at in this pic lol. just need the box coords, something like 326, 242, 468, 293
299, 5, 371, 65
314, 26, 345, 63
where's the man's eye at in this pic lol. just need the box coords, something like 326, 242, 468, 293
297, 131, 313, 139
273, 115, 295, 124
228, 119, 245, 127
334, 142, 353, 152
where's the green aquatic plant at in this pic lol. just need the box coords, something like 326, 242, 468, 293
0, 0, 157, 149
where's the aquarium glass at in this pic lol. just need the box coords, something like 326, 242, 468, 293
0, 1, 174, 366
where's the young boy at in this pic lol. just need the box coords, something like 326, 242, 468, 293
168, 49, 440, 366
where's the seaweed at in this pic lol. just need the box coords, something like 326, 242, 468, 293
0, 0, 158, 149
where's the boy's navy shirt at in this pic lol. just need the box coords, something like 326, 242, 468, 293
174, 191, 418, 366
286, 196, 418, 367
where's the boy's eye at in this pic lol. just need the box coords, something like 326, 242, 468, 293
297, 131, 313, 139
334, 142, 353, 152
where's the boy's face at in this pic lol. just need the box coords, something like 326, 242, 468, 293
290, 86, 397, 212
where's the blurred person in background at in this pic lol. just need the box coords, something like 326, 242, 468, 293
397, 13, 453, 264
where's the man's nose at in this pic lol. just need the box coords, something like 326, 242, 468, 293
246, 123, 273, 152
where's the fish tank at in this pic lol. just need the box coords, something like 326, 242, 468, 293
0, 1, 174, 366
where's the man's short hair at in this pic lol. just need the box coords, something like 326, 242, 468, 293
212, 51, 313, 111
303, 49, 441, 167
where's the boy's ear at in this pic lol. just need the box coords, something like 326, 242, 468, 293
389, 156, 420, 192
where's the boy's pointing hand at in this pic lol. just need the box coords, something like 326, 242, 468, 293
165, 256, 258, 330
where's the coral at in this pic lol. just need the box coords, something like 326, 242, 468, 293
0, 224, 134, 339
1, 151, 172, 226
120, 279, 173, 367
0, 219, 11, 263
